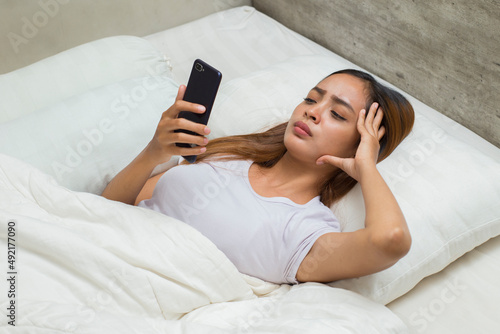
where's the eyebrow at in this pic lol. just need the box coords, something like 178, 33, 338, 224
312, 86, 355, 114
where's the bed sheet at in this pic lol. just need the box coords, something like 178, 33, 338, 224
144, 5, 500, 333
388, 235, 500, 333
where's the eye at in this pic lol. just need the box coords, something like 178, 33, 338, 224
331, 110, 347, 121
303, 97, 316, 104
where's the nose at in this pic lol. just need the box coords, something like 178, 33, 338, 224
305, 108, 320, 123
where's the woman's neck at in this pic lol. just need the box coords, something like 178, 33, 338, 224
248, 153, 331, 205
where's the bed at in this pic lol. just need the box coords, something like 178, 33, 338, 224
1, 4, 499, 333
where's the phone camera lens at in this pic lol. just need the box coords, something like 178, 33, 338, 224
195, 63, 204, 72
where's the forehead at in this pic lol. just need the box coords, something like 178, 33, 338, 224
316, 73, 369, 111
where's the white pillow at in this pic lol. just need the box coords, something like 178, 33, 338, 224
211, 55, 500, 305
329, 100, 500, 304
0, 75, 178, 194
0, 35, 172, 123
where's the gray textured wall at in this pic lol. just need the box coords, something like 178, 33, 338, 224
0, 0, 251, 74
253, 0, 500, 148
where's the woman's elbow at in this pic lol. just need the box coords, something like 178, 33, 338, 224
373, 226, 412, 260
390, 227, 412, 257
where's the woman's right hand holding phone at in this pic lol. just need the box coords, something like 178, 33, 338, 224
102, 84, 209, 204
145, 85, 211, 165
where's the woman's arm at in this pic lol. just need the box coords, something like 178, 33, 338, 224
297, 103, 411, 282
101, 147, 164, 205
101, 85, 210, 205
134, 170, 166, 205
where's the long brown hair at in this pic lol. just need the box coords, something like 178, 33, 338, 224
192, 69, 415, 206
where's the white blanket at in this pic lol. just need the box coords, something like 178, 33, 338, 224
0, 154, 408, 333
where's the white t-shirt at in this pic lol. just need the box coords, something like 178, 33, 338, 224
138, 159, 341, 284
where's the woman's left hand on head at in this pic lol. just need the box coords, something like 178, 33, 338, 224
316, 102, 385, 182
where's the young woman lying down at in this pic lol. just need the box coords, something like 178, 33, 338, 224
102, 69, 415, 284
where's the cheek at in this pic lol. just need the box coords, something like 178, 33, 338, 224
290, 105, 304, 119
320, 124, 360, 157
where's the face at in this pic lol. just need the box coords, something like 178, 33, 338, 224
284, 73, 368, 164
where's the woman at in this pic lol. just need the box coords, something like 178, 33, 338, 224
102, 69, 415, 284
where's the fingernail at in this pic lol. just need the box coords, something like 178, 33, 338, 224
200, 147, 207, 153
199, 106, 206, 112
204, 127, 211, 134
203, 137, 209, 144
316, 160, 324, 165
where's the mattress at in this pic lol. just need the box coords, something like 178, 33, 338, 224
144, 6, 500, 333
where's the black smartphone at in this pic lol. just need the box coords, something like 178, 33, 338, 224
175, 59, 222, 163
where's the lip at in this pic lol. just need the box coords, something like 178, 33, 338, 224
293, 121, 312, 136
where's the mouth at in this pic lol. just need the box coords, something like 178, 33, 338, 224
293, 121, 312, 136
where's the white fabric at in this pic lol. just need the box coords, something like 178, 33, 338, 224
387, 234, 500, 333
0, 35, 172, 123
145, 6, 332, 84
0, 76, 178, 194
139, 159, 341, 284
0, 154, 408, 333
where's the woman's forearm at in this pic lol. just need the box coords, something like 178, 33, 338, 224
359, 165, 411, 257
101, 147, 167, 205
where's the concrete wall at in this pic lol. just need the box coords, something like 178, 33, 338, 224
253, 0, 500, 148
0, 0, 251, 74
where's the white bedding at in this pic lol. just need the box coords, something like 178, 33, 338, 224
1, 5, 500, 333
388, 235, 500, 333
0, 154, 407, 333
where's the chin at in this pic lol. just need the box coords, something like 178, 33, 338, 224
284, 144, 316, 165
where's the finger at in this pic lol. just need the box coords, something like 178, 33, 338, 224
170, 131, 209, 147
364, 102, 379, 130
316, 155, 345, 169
164, 99, 206, 119
176, 84, 205, 114
170, 144, 207, 157
175, 85, 186, 101
356, 109, 368, 135
174, 117, 211, 137
378, 125, 386, 141
373, 107, 384, 130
